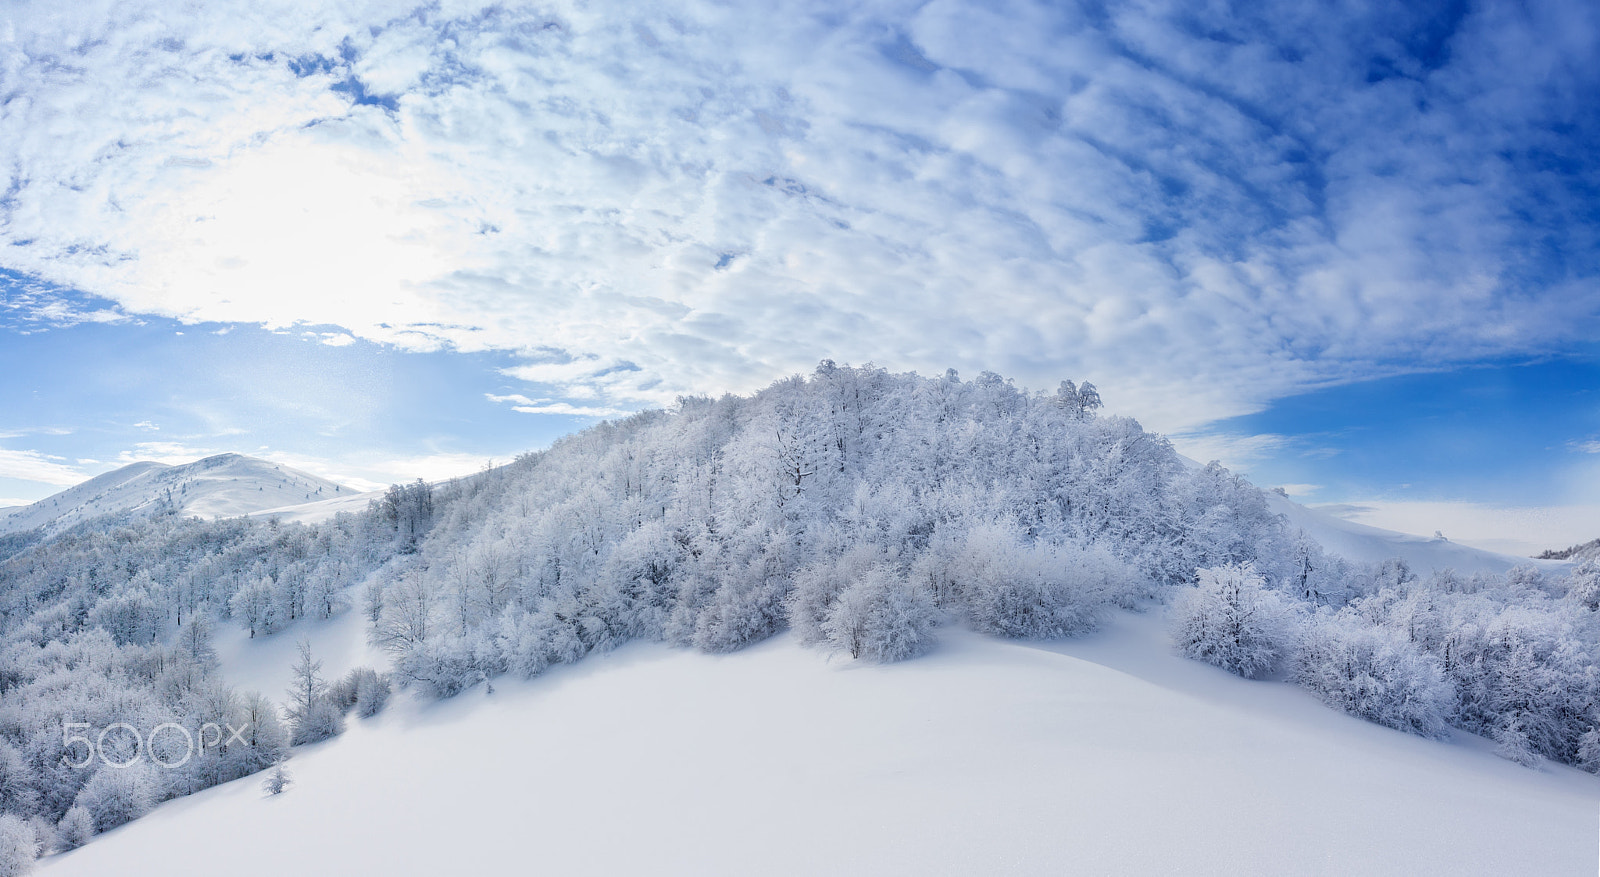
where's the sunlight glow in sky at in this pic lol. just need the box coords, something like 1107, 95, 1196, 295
1, 0, 1597, 553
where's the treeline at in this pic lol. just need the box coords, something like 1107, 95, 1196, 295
1174, 558, 1600, 767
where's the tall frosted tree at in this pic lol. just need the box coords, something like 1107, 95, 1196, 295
285, 639, 344, 745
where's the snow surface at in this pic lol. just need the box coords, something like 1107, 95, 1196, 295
46, 610, 1600, 876
211, 607, 385, 704
0, 454, 348, 537
248, 488, 386, 525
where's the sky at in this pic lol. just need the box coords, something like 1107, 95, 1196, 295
1, 0, 1597, 555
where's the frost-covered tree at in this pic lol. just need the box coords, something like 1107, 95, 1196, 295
230, 577, 278, 638
55, 807, 92, 852
1565, 559, 1600, 611
240, 691, 290, 772
175, 613, 217, 668
1292, 614, 1453, 738
0, 815, 36, 877
953, 524, 1120, 639
0, 742, 39, 819
328, 666, 392, 718
72, 765, 156, 833
1171, 563, 1297, 679
354, 669, 393, 718
821, 564, 938, 662
284, 639, 344, 745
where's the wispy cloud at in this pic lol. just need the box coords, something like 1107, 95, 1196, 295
1, 0, 1597, 434
0, 447, 86, 486
484, 392, 628, 418
115, 442, 220, 466
1168, 431, 1288, 472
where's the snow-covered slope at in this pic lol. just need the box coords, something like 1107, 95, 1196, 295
1263, 491, 1569, 577
45, 610, 1600, 876
249, 488, 386, 525
0, 454, 350, 536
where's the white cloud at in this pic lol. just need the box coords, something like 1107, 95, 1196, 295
510, 403, 630, 418
1569, 439, 1600, 455
0, 447, 86, 486
1168, 431, 1288, 472
486, 392, 629, 419
115, 442, 221, 466
1, 1, 1596, 433
1315, 500, 1600, 559
484, 393, 537, 406
356, 452, 501, 488
1275, 483, 1321, 498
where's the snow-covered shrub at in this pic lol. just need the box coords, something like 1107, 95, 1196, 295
329, 666, 391, 717
1577, 720, 1600, 774
72, 765, 156, 833
262, 761, 292, 795
598, 519, 682, 640
1441, 603, 1598, 765
691, 578, 788, 654
494, 605, 587, 679
398, 636, 481, 699
328, 669, 360, 714
1565, 559, 1600, 611
0, 815, 36, 877
1171, 563, 1298, 679
349, 667, 392, 718
0, 742, 37, 819
951, 524, 1110, 639
821, 564, 939, 662
55, 807, 92, 851
1292, 614, 1453, 738
22, 819, 52, 859
788, 544, 882, 646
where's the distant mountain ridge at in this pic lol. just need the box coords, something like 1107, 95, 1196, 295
1538, 537, 1600, 562
0, 453, 349, 537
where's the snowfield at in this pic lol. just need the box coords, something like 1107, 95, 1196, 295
248, 488, 387, 525
46, 610, 1600, 876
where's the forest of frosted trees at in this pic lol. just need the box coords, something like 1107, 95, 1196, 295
1, 362, 1599, 870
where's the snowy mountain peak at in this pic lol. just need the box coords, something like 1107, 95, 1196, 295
0, 454, 349, 537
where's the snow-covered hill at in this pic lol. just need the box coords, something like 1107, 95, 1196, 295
1262, 491, 1571, 577
0, 453, 350, 536
44, 610, 1600, 877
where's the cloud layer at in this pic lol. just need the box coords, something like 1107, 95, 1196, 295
2, 0, 1598, 433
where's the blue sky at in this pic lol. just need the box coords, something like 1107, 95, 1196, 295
1210, 357, 1600, 506
1, 0, 1598, 553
